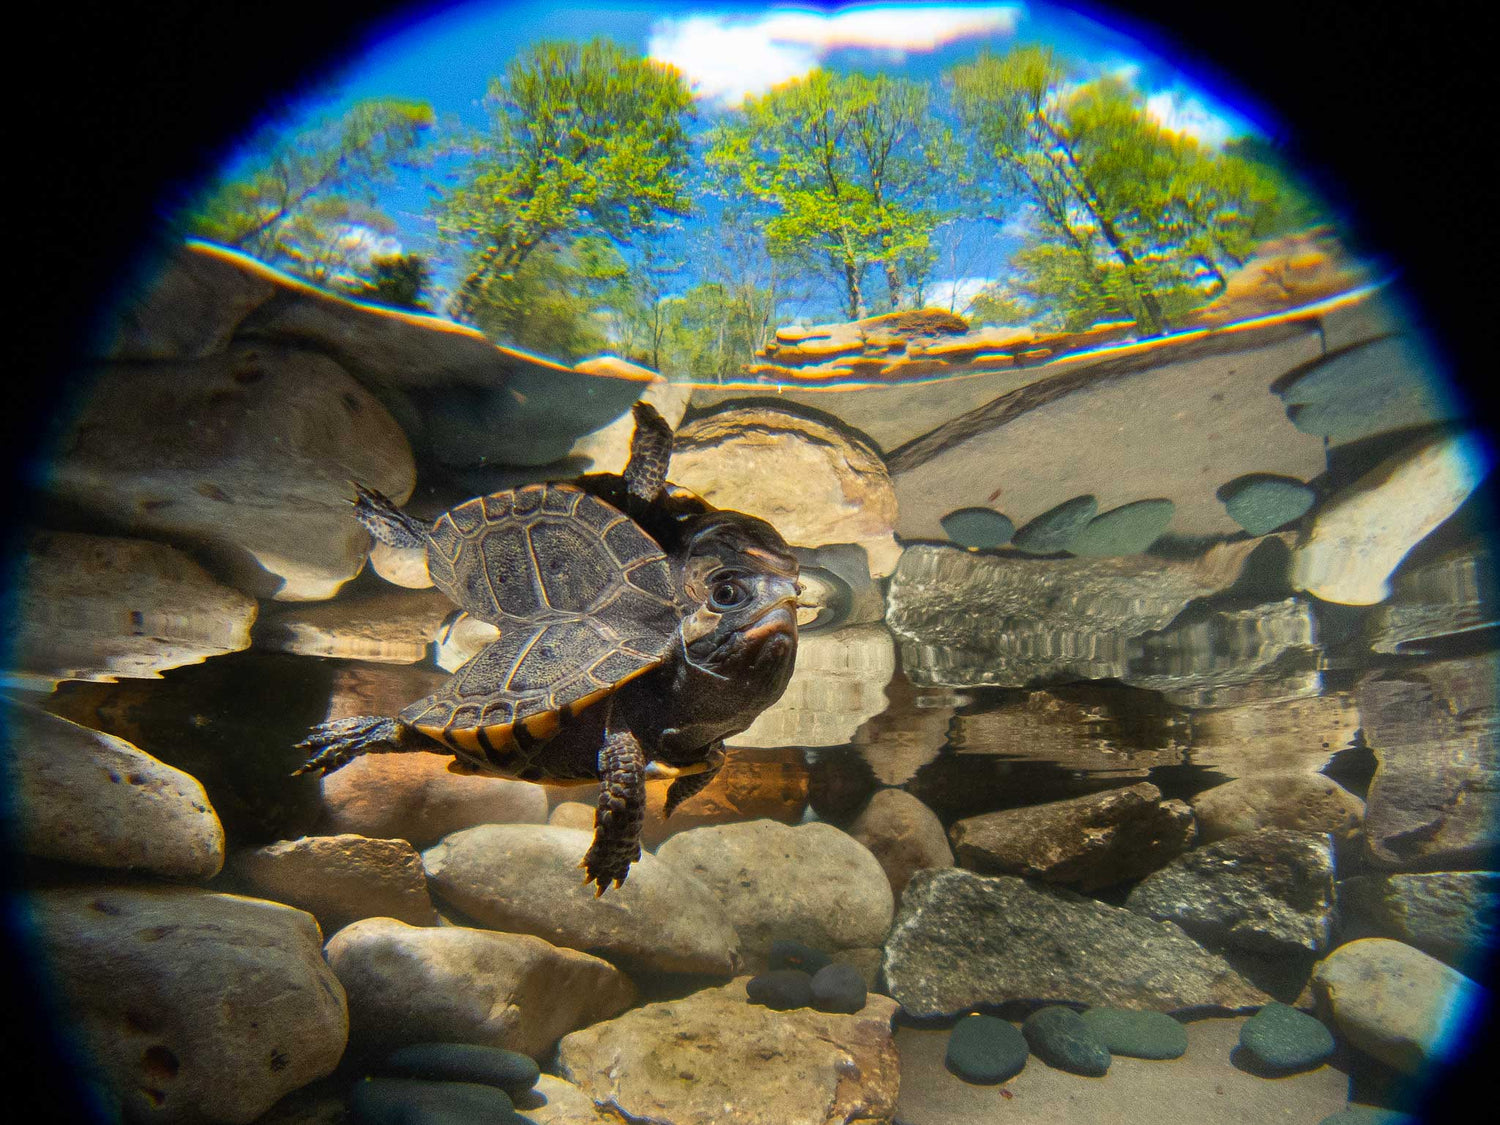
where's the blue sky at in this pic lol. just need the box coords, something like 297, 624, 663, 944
231, 2, 1271, 314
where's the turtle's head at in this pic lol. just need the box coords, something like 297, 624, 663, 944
674, 512, 800, 692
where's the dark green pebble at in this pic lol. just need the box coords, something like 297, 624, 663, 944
944, 1014, 1028, 1084
1318, 1109, 1419, 1125
1079, 1007, 1188, 1059
940, 507, 1015, 549
1217, 474, 1315, 535
350, 1077, 533, 1125
810, 963, 867, 1013
379, 1043, 540, 1095
1012, 495, 1098, 554
769, 938, 833, 975
747, 969, 814, 1010
1022, 1006, 1111, 1076
1070, 499, 1175, 557
1239, 1002, 1336, 1071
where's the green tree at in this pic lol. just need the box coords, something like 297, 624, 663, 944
182, 98, 434, 284
706, 69, 954, 320
343, 252, 432, 311
441, 38, 695, 321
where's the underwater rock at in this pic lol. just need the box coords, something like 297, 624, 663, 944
32, 883, 347, 1123
1191, 774, 1365, 851
728, 625, 895, 749
1366, 542, 1497, 654
1011, 494, 1098, 555
1021, 1006, 1111, 1076
325, 918, 634, 1062
563, 372, 694, 475
547, 801, 596, 831
883, 869, 1270, 1017
654, 820, 894, 971
1078, 1007, 1188, 1059
1291, 431, 1488, 605
668, 405, 901, 577
254, 587, 455, 663
1124, 597, 1323, 708
433, 612, 501, 672
8, 529, 258, 689
9, 705, 224, 879
944, 1013, 1029, 1084
885, 539, 1271, 687
1188, 692, 1361, 778
556, 976, 900, 1125
1238, 1002, 1336, 1071
226, 834, 438, 934
810, 962, 868, 1014
1276, 334, 1461, 446
422, 824, 740, 976
1069, 498, 1175, 557
378, 1043, 539, 1096
887, 318, 1327, 542
1218, 474, 1317, 536
514, 1074, 616, 1125
1357, 652, 1499, 870
1336, 871, 1499, 971
949, 782, 1195, 892
939, 506, 1015, 549
349, 1077, 521, 1125
50, 342, 416, 601
848, 787, 954, 903
638, 746, 810, 848
1311, 938, 1486, 1073
746, 969, 814, 1010
1125, 829, 1337, 956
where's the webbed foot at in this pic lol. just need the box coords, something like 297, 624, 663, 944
293, 715, 406, 777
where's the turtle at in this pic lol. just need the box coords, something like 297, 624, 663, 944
294, 402, 801, 893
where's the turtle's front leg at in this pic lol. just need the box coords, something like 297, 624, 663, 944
293, 715, 432, 777
663, 741, 726, 819
582, 725, 647, 895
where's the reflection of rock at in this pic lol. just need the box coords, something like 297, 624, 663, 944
1188, 229, 1371, 328
1358, 653, 1499, 870
52, 343, 415, 601
1337, 872, 1499, 970
557, 978, 899, 1125
883, 869, 1270, 1017
1189, 692, 1360, 777
1291, 431, 1488, 606
1125, 597, 1323, 708
639, 746, 809, 847
885, 539, 1271, 687
850, 673, 960, 788
1012, 494, 1098, 555
1367, 542, 1496, 654
792, 542, 886, 630
939, 506, 1014, 549
433, 612, 501, 673
670, 406, 901, 576
33, 884, 347, 1124
9, 530, 257, 689
730, 625, 895, 749
1070, 498, 1175, 557
949, 782, 1195, 891
254, 586, 454, 663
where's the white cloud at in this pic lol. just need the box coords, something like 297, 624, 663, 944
1145, 90, 1235, 148
931, 275, 994, 312
649, 5, 1023, 106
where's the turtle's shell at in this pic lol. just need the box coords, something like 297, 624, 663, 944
403, 482, 680, 774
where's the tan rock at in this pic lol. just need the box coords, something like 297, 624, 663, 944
669, 406, 901, 576
848, 788, 954, 902
254, 587, 455, 663
549, 801, 596, 831
50, 342, 415, 601
226, 834, 437, 934
32, 884, 347, 1124
639, 746, 809, 848
368, 539, 433, 589
325, 918, 635, 1061
556, 977, 900, 1125
422, 824, 741, 975
9, 705, 224, 878
1191, 773, 1365, 848
514, 1075, 617, 1125
9, 530, 257, 689
729, 625, 895, 749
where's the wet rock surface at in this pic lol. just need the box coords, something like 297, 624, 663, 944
848, 786, 954, 902
1336, 870, 1499, 969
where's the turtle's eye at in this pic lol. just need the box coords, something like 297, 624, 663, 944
709, 576, 749, 610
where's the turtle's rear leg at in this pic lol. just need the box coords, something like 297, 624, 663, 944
350, 483, 431, 549
581, 725, 647, 895
293, 715, 431, 777
662, 742, 726, 820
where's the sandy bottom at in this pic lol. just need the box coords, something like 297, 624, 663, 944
895, 1016, 1352, 1125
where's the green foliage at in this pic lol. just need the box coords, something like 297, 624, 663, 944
705, 69, 955, 319
343, 253, 432, 310
181, 99, 434, 285
441, 38, 694, 319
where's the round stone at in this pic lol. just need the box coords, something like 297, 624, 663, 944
944, 1014, 1028, 1084
1239, 1002, 1336, 1070
1070, 499, 1175, 557
350, 1077, 524, 1125
1218, 474, 1316, 535
1022, 1005, 1111, 1076
379, 1043, 540, 1096
746, 969, 814, 1010
1079, 1007, 1188, 1059
769, 938, 833, 975
810, 962, 867, 1014
1012, 495, 1098, 554
940, 507, 1015, 549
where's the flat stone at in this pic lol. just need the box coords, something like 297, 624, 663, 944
949, 782, 1195, 891
809, 962, 867, 1013
654, 820, 893, 970
556, 977, 900, 1125
377, 1043, 540, 1095
254, 587, 455, 663
1238, 1001, 1335, 1070
325, 917, 635, 1060
848, 787, 954, 902
1125, 829, 1337, 955
1311, 938, 1487, 1073
945, 1014, 1028, 1084
1022, 1006, 1110, 1076
1291, 431, 1487, 605
1079, 1007, 1187, 1059
940, 506, 1015, 549
226, 834, 438, 934
1011, 495, 1098, 554
1336, 871, 1499, 970
8, 530, 257, 689
422, 824, 740, 975
31, 883, 347, 1124
512, 1074, 616, 1124
1219, 474, 1316, 535
9, 705, 224, 878
1192, 773, 1365, 851
1070, 499, 1175, 557
883, 869, 1270, 1017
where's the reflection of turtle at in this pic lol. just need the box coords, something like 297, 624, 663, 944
296, 403, 801, 893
